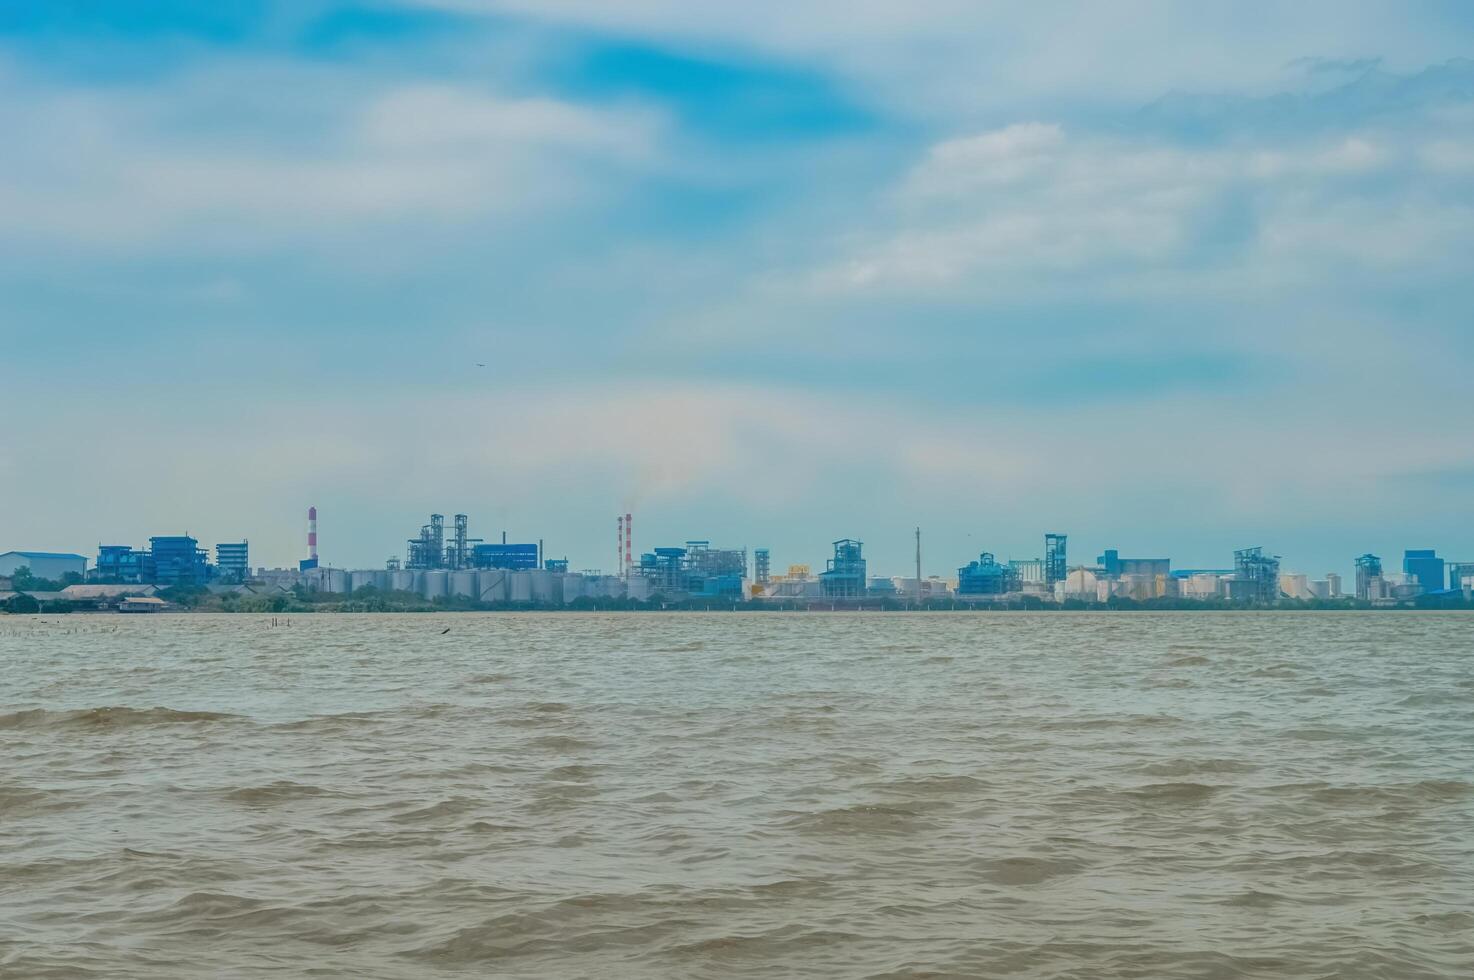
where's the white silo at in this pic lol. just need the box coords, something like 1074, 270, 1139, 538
420, 570, 449, 600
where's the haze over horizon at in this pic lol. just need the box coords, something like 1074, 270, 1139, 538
4, 2, 1473, 578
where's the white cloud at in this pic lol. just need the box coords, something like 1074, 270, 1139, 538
0, 66, 665, 250
811, 119, 1472, 294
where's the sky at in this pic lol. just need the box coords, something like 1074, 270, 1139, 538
3, 1, 1473, 579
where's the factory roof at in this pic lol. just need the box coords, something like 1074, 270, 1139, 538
60, 584, 159, 599
0, 551, 88, 560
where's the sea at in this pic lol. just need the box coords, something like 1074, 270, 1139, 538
2, 612, 1471, 979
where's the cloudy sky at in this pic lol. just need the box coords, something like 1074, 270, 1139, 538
4, 1, 1472, 577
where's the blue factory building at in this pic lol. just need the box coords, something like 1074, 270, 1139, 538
957, 552, 1018, 595
215, 541, 250, 583
95, 545, 149, 583
149, 536, 208, 585
819, 539, 866, 598
1097, 550, 1171, 578
1403, 549, 1445, 595
637, 541, 747, 598
473, 542, 540, 570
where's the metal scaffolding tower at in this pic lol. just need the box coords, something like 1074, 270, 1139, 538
1234, 546, 1281, 603
1355, 553, 1383, 601
1044, 533, 1067, 586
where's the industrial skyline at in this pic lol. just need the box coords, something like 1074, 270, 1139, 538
4, 505, 1468, 607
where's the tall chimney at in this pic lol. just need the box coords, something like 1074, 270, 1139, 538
625, 512, 633, 579
308, 506, 318, 562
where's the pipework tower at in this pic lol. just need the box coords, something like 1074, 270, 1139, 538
1044, 533, 1067, 586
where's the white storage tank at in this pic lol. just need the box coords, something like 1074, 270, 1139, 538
389, 570, 415, 592
476, 569, 508, 603
560, 573, 584, 602
420, 570, 448, 600
450, 570, 478, 599
530, 570, 557, 604
509, 571, 533, 603
349, 570, 380, 593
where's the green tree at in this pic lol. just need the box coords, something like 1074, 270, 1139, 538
5, 593, 41, 614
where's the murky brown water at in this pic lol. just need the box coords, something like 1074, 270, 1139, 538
2, 612, 1471, 978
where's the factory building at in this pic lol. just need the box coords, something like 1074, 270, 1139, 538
148, 536, 209, 585
636, 541, 748, 598
957, 552, 1017, 596
1402, 550, 1444, 596
1097, 550, 1171, 579
473, 542, 540, 570
215, 542, 249, 583
819, 539, 866, 598
0, 551, 88, 581
95, 545, 148, 583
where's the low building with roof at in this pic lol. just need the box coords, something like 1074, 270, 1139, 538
119, 596, 168, 613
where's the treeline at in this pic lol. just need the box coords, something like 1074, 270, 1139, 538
7, 582, 1471, 614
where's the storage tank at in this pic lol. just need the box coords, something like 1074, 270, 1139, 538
420, 570, 448, 600
450, 570, 477, 599
626, 576, 652, 601
509, 571, 533, 603
389, 570, 415, 593
476, 569, 508, 603
530, 569, 557, 604
349, 570, 380, 593
560, 573, 584, 602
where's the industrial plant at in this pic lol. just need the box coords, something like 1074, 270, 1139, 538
3, 506, 1472, 612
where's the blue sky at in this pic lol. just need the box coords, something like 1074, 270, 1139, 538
3, 1, 1473, 578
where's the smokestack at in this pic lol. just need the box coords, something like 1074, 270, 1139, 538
625, 512, 633, 579
915, 526, 922, 602
308, 506, 318, 562
617, 515, 625, 579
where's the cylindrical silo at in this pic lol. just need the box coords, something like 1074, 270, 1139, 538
450, 570, 477, 599
509, 571, 533, 603
420, 570, 448, 600
476, 569, 508, 603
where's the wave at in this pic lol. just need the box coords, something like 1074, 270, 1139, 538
784, 804, 930, 837
0, 706, 237, 731
222, 781, 338, 806
1123, 781, 1220, 803
970, 855, 1087, 886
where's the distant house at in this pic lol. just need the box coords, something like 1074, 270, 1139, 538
0, 551, 88, 581
119, 596, 168, 613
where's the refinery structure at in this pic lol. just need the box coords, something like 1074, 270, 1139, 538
4, 505, 1472, 610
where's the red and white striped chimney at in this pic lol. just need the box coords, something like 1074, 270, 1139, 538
617, 515, 624, 579
308, 506, 318, 562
